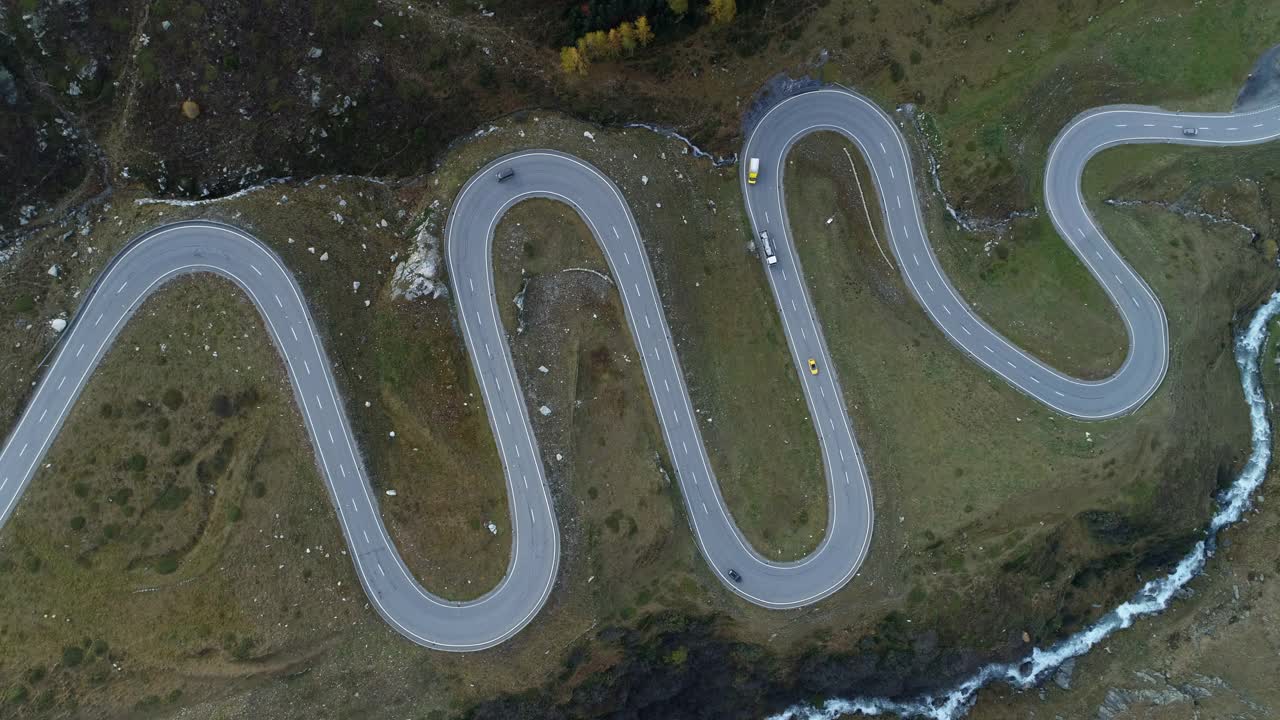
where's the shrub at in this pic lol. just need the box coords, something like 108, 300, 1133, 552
170, 448, 193, 466
155, 556, 179, 574
91, 639, 109, 657
162, 388, 184, 410
70, 516, 86, 530
251, 482, 266, 498
6, 684, 28, 704
13, 295, 34, 313
61, 646, 84, 667
910, 48, 922, 65
126, 454, 147, 473
22, 666, 44, 685
226, 505, 242, 522
23, 555, 40, 573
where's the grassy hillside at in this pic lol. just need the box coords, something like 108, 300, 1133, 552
0, 0, 1278, 718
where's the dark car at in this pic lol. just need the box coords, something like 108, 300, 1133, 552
727, 569, 743, 583
1182, 127, 1198, 137
495, 167, 515, 182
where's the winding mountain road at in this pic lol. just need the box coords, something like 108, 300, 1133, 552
2, 87, 1278, 651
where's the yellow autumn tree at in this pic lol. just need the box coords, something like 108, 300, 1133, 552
708, 0, 736, 24
560, 46, 587, 75
619, 21, 637, 54
585, 30, 609, 59
607, 28, 623, 57
635, 15, 654, 46
667, 0, 689, 15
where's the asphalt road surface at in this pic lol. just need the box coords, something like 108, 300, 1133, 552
2, 89, 1278, 651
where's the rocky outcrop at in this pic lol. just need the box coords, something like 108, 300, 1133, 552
389, 224, 448, 301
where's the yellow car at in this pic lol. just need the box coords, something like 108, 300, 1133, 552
808, 358, 819, 375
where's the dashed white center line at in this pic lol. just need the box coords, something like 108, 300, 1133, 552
303, 360, 312, 375
327, 429, 334, 444
505, 411, 511, 425
663, 378, 670, 393
377, 563, 386, 577
1094, 250, 1104, 261
274, 294, 283, 308
623, 251, 631, 265
1075, 227, 1086, 240
889, 165, 895, 179
1006, 360, 1017, 369
611, 226, 620, 239
522, 474, 529, 489
75, 344, 84, 358
896, 195, 902, 209
1143, 123, 1155, 127
943, 305, 952, 315
1115, 123, 1127, 128
962, 325, 972, 336
682, 441, 689, 455
315, 395, 324, 410
116, 282, 128, 295
38, 409, 47, 423
902, 224, 910, 239
828, 417, 836, 431
1254, 123, 1265, 128
57, 376, 67, 390
925, 280, 935, 293
1054, 390, 1066, 397
94, 313, 103, 327
800, 326, 808, 339
19, 443, 28, 457
692, 472, 699, 485
672, 410, 680, 426
485, 342, 492, 358
1227, 127, 1238, 131
983, 344, 994, 353
1031, 376, 1042, 384
791, 299, 798, 312
644, 315, 651, 329
633, 282, 641, 298
844, 470, 850, 485
701, 501, 709, 515
530, 507, 537, 525
819, 385, 826, 398
251, 264, 262, 276
351, 498, 359, 512
340, 464, 347, 478
363, 530, 370, 544
879, 142, 887, 154
913, 253, 920, 267
652, 346, 660, 361
514, 444, 521, 458
290, 326, 299, 342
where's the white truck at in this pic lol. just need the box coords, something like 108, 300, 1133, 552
748, 157, 760, 184
759, 231, 778, 266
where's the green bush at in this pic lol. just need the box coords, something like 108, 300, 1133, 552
13, 295, 34, 313
91, 639, 109, 657
162, 388, 184, 410
226, 505, 242, 522
22, 666, 44, 685
61, 646, 84, 667
251, 482, 266, 498
155, 556, 179, 575
70, 516, 86, 530
126, 454, 147, 473
6, 684, 28, 704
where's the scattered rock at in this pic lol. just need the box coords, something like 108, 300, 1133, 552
641, 175, 649, 185
319, 252, 329, 261
47, 264, 60, 278
1053, 658, 1075, 690
181, 99, 200, 119
49, 318, 66, 333
161, 20, 172, 30
538, 365, 549, 373
0, 65, 18, 106
352, 281, 360, 291
388, 431, 396, 438
308, 47, 324, 59
539, 405, 551, 416
385, 489, 397, 497
583, 131, 595, 141
486, 521, 498, 535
